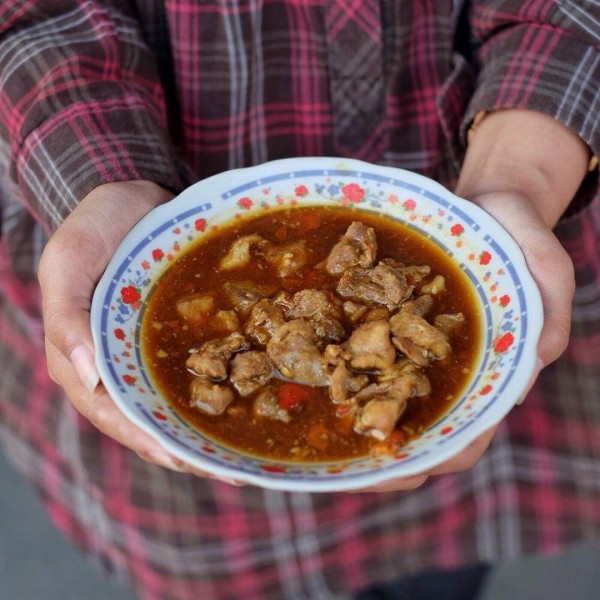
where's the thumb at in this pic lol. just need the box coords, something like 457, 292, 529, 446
39, 181, 173, 390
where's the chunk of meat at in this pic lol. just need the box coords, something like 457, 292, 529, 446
245, 299, 285, 345
190, 378, 234, 415
260, 240, 307, 277
328, 360, 369, 404
336, 262, 413, 309
220, 234, 265, 270
389, 311, 451, 363
420, 274, 445, 295
222, 281, 273, 313
230, 350, 274, 397
253, 389, 291, 423
379, 258, 431, 286
214, 310, 240, 332
434, 312, 466, 334
354, 397, 407, 441
325, 221, 377, 275
186, 332, 249, 379
342, 300, 367, 322
284, 289, 342, 320
283, 289, 345, 342
353, 370, 430, 440
342, 319, 396, 371
400, 294, 433, 317
390, 337, 429, 367
176, 294, 214, 323
267, 318, 329, 385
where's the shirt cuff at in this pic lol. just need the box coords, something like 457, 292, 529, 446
462, 23, 600, 168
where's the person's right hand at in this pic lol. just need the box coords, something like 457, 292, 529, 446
38, 181, 204, 473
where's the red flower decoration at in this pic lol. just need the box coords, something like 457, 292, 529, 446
402, 198, 416, 210
238, 197, 253, 209
479, 384, 493, 395
194, 218, 206, 231
493, 331, 514, 353
120, 285, 141, 305
260, 464, 287, 473
113, 328, 125, 340
152, 248, 164, 261
499, 294, 511, 307
340, 183, 364, 202
295, 184, 308, 196
479, 250, 491, 265
122, 374, 137, 386
450, 223, 464, 236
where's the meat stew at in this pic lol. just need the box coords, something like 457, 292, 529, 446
141, 206, 481, 462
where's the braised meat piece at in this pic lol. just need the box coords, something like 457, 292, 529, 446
186, 332, 249, 379
222, 281, 274, 313
389, 310, 451, 364
353, 370, 430, 440
434, 312, 466, 334
325, 221, 377, 275
220, 234, 266, 270
341, 319, 396, 371
328, 360, 370, 404
260, 240, 307, 277
379, 258, 431, 286
267, 318, 329, 385
336, 262, 413, 310
190, 378, 235, 415
284, 289, 341, 320
245, 299, 285, 345
282, 289, 345, 342
176, 293, 215, 323
230, 350, 274, 397
253, 389, 291, 423
400, 294, 433, 317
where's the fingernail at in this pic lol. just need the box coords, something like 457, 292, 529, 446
71, 345, 100, 392
218, 477, 246, 487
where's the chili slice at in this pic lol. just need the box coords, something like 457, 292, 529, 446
278, 382, 312, 410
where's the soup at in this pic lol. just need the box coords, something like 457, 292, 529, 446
141, 206, 481, 462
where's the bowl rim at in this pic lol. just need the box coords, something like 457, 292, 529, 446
91, 156, 543, 491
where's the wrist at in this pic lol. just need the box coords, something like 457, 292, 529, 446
456, 109, 591, 227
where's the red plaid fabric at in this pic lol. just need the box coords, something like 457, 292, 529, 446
1, 2, 599, 599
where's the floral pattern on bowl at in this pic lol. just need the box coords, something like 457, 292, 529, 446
91, 157, 542, 492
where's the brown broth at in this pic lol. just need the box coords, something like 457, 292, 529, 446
141, 206, 481, 462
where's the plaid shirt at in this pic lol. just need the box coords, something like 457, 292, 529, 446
1, 2, 599, 599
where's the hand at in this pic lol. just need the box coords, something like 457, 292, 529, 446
357, 110, 589, 493
39, 181, 223, 477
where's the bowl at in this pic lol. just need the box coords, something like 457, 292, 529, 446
90, 157, 542, 492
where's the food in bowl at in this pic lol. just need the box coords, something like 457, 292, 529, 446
91, 157, 542, 492
141, 205, 481, 462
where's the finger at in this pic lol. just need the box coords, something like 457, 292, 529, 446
429, 425, 497, 475
39, 182, 174, 391
350, 473, 429, 494
473, 194, 574, 366
518, 232, 574, 367
47, 336, 236, 480
45, 336, 182, 471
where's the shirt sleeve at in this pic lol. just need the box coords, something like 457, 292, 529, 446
462, 1, 600, 163
0, 1, 183, 233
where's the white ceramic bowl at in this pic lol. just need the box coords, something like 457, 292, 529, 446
91, 157, 542, 492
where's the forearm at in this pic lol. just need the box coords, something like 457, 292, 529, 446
456, 109, 591, 226
0, 1, 181, 232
